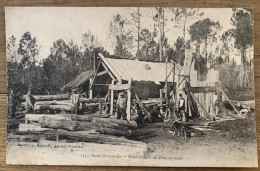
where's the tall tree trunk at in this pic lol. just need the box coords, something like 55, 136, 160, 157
158, 7, 163, 62
205, 35, 208, 62
137, 7, 140, 59
241, 48, 245, 87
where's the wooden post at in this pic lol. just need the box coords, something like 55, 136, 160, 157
126, 80, 132, 121
173, 62, 176, 104
99, 100, 102, 115
119, 76, 122, 85
89, 78, 93, 99
56, 129, 59, 143
159, 89, 163, 114
110, 80, 115, 116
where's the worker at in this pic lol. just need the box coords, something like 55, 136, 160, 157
116, 92, 127, 120
8, 89, 19, 118
134, 103, 145, 124
104, 90, 111, 114
25, 89, 35, 114
177, 93, 185, 120
71, 88, 80, 115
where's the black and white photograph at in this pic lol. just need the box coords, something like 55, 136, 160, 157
5, 7, 257, 167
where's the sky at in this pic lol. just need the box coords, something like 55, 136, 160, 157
5, 7, 247, 64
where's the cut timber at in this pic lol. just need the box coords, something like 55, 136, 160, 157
34, 104, 72, 112
109, 83, 131, 91
79, 98, 105, 103
77, 121, 129, 131
94, 118, 137, 128
97, 127, 131, 137
18, 123, 54, 133
77, 122, 131, 136
23, 94, 69, 101
41, 116, 77, 131
71, 114, 93, 122
34, 100, 71, 106
57, 129, 146, 148
190, 92, 212, 121
25, 114, 71, 123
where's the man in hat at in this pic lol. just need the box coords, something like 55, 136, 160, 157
25, 88, 35, 114
71, 88, 80, 114
116, 92, 127, 120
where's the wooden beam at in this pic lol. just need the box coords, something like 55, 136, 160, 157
188, 86, 216, 93
101, 61, 116, 80
89, 60, 102, 90
126, 79, 132, 121
96, 70, 108, 76
89, 78, 93, 99
109, 83, 131, 91
98, 53, 121, 79
110, 80, 115, 116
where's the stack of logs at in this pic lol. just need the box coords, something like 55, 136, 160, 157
17, 111, 145, 148
22, 94, 105, 114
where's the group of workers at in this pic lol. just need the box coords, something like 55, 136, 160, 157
102, 88, 187, 123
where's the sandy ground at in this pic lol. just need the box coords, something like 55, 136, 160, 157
6, 115, 258, 167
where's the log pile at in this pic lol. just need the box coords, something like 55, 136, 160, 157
25, 94, 104, 114
18, 94, 145, 149
18, 112, 143, 148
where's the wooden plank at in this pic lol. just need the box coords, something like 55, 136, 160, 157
126, 79, 132, 121
110, 80, 115, 116
22, 94, 69, 101
189, 86, 216, 92
96, 70, 108, 76
190, 92, 212, 121
98, 53, 121, 79
109, 83, 130, 91
101, 61, 116, 80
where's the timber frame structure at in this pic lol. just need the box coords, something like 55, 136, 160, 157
87, 52, 238, 122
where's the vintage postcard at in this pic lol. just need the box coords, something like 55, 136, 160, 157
5, 7, 257, 167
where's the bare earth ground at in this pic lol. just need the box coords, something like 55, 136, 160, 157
6, 113, 258, 167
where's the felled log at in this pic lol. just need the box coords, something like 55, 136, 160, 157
25, 114, 71, 123
93, 118, 137, 128
18, 123, 54, 133
79, 98, 105, 103
34, 100, 71, 106
34, 104, 72, 112
56, 129, 146, 148
41, 116, 77, 131
22, 94, 70, 101
71, 114, 93, 122
77, 121, 129, 131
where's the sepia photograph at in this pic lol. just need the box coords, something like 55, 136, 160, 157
5, 7, 257, 167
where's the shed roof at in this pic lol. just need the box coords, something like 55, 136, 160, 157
61, 70, 95, 91
99, 53, 183, 84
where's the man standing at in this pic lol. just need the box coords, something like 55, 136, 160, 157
71, 88, 80, 115
25, 89, 35, 114
104, 90, 111, 115
178, 93, 185, 120
116, 92, 127, 120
